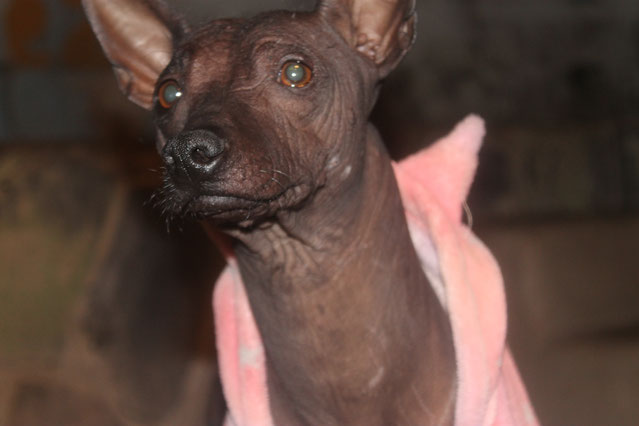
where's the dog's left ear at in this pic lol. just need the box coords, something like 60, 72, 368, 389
318, 0, 416, 78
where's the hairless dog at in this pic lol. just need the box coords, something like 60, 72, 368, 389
83, 1, 537, 424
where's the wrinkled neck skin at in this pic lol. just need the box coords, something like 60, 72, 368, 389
218, 125, 456, 425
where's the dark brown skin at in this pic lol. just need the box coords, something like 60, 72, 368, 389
83, 1, 456, 424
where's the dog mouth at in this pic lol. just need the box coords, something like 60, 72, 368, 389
154, 179, 313, 227
187, 194, 264, 220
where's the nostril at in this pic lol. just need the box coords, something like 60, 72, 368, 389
190, 144, 219, 166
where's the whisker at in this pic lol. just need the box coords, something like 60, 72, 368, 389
260, 169, 289, 190
270, 177, 286, 190
165, 215, 171, 235
272, 169, 290, 178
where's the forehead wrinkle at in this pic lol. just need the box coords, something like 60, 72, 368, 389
229, 73, 271, 94
187, 41, 234, 93
225, 37, 286, 96
183, 19, 244, 87
251, 36, 285, 49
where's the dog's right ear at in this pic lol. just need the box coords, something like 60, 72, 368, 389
82, 0, 187, 109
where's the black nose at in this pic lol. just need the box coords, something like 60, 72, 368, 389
163, 129, 225, 178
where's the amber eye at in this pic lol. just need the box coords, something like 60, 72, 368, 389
157, 80, 182, 108
280, 61, 312, 88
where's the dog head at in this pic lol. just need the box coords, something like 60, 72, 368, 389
84, 0, 416, 227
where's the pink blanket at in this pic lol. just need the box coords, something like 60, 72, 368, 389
213, 116, 539, 425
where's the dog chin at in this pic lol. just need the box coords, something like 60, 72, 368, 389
186, 195, 268, 225
156, 179, 314, 228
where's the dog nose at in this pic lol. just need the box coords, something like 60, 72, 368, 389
163, 129, 225, 178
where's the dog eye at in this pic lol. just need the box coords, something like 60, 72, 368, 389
279, 61, 312, 88
158, 80, 183, 108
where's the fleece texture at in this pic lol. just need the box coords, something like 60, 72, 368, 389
213, 115, 539, 425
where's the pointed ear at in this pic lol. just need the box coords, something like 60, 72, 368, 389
82, 0, 188, 109
319, 0, 416, 78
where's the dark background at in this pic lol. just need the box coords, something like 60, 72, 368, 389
1, 0, 638, 425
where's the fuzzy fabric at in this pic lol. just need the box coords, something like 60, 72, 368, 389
213, 115, 538, 425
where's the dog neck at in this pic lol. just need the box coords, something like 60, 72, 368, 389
220, 125, 457, 425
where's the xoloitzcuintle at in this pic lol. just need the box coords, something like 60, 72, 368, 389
83, 0, 457, 424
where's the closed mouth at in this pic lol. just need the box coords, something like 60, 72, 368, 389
153, 168, 315, 227
182, 182, 311, 223
186, 194, 263, 217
